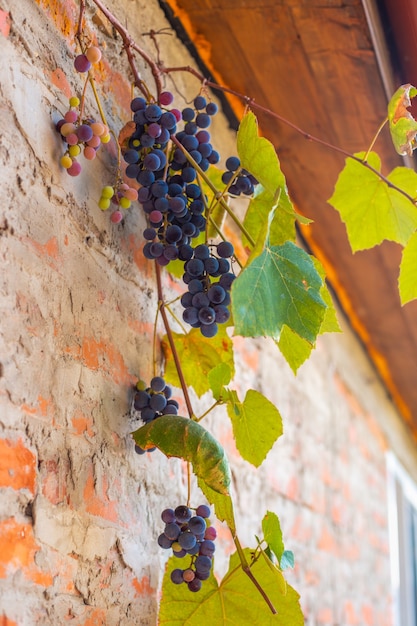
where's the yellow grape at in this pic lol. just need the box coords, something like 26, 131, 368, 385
68, 144, 81, 157
98, 197, 111, 210
60, 154, 73, 169
119, 197, 131, 209
101, 186, 114, 199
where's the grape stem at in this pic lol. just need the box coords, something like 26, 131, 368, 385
154, 262, 194, 419
170, 134, 256, 248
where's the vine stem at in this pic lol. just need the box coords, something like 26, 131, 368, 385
232, 535, 277, 614
90, 0, 159, 98
88, 0, 417, 206
162, 66, 417, 207
154, 262, 194, 419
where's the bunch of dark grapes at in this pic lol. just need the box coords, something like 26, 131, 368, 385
180, 241, 235, 337
158, 504, 217, 592
122, 93, 221, 264
133, 376, 179, 454
221, 156, 258, 196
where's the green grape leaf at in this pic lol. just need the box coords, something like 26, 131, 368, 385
313, 257, 341, 334
243, 187, 296, 248
237, 112, 296, 248
328, 151, 417, 251
262, 511, 284, 562
399, 230, 417, 304
159, 549, 304, 626
387, 84, 417, 156
197, 478, 236, 533
277, 260, 340, 372
280, 550, 295, 571
133, 416, 230, 495
277, 325, 312, 373
162, 326, 235, 397
208, 362, 232, 400
232, 240, 326, 343
225, 389, 283, 467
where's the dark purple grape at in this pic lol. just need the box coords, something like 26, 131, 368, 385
201, 322, 218, 337
188, 578, 202, 592
158, 533, 173, 549
217, 241, 234, 258
150, 393, 167, 412
161, 508, 176, 523
164, 523, 181, 540
225, 156, 240, 171
196, 504, 211, 518
208, 284, 226, 304
198, 306, 216, 325
178, 531, 197, 550
194, 555, 212, 574
131, 97, 147, 112
199, 539, 216, 556
183, 307, 199, 325
182, 107, 195, 121
188, 516, 206, 536
171, 569, 184, 584
175, 505, 192, 523
206, 102, 218, 115
145, 104, 162, 122
214, 305, 230, 324
194, 95, 207, 110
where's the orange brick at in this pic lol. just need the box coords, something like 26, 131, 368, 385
50, 68, 72, 98
0, 617, 18, 626
0, 519, 53, 586
0, 9, 11, 37
83, 466, 118, 523
33, 0, 77, 39
65, 336, 136, 386
0, 438, 36, 492
132, 575, 153, 596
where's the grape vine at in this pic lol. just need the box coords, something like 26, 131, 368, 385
53, 1, 417, 623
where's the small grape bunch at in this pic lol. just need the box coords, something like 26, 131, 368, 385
158, 504, 217, 592
56, 97, 110, 177
221, 156, 259, 196
180, 241, 236, 337
98, 183, 139, 224
133, 376, 179, 454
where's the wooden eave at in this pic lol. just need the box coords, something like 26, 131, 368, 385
160, 0, 417, 441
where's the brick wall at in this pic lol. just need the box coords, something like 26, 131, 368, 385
1, 1, 417, 624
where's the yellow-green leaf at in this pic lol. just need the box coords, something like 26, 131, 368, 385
226, 389, 283, 467
399, 230, 417, 304
162, 326, 235, 397
159, 549, 304, 626
328, 151, 417, 251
